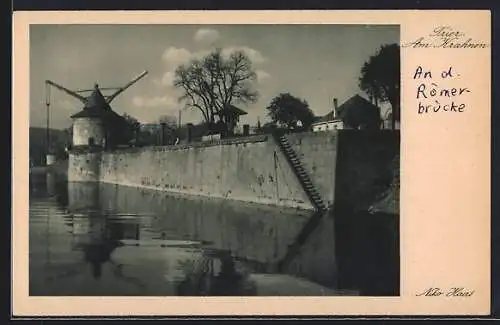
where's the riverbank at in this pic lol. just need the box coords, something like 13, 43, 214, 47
69, 130, 399, 212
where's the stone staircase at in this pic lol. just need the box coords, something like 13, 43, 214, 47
271, 132, 329, 273
273, 133, 327, 212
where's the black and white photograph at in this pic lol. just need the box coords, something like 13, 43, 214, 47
29, 24, 401, 297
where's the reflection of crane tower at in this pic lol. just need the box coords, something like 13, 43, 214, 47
45, 71, 148, 150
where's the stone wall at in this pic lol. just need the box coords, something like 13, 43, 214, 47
98, 135, 314, 210
332, 130, 400, 296
68, 151, 102, 182
64, 130, 400, 294
285, 132, 339, 208
73, 117, 105, 146
334, 130, 400, 212
67, 131, 399, 213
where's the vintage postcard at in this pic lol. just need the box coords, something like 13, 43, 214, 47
12, 10, 491, 316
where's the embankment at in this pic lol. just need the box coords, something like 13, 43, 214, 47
68, 131, 399, 212
70, 135, 315, 209
63, 130, 400, 295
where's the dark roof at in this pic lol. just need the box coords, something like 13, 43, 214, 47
70, 106, 125, 123
71, 86, 109, 119
314, 94, 381, 127
216, 104, 248, 116
70, 86, 124, 123
84, 86, 110, 110
314, 111, 341, 123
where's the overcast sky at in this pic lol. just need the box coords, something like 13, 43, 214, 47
30, 24, 399, 129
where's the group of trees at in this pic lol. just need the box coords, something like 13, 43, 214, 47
171, 47, 317, 134
29, 127, 71, 165
122, 42, 400, 143
120, 113, 181, 146
358, 43, 400, 129
264, 93, 315, 131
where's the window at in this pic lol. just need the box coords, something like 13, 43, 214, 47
88, 137, 95, 145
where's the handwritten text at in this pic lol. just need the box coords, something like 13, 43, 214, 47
416, 287, 475, 297
413, 66, 471, 114
403, 26, 489, 49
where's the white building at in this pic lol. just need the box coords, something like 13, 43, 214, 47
311, 98, 344, 132
311, 119, 344, 132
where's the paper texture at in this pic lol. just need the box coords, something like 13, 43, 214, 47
12, 10, 491, 316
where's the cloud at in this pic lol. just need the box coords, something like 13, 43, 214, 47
156, 45, 268, 91
161, 45, 267, 69
256, 70, 271, 83
161, 46, 215, 68
153, 71, 176, 87
221, 46, 267, 64
161, 47, 193, 67
132, 95, 177, 108
194, 28, 220, 44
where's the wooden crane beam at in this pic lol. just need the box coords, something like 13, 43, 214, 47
45, 80, 87, 104
74, 87, 122, 93
106, 70, 148, 104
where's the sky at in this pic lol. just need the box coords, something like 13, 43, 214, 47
30, 24, 399, 129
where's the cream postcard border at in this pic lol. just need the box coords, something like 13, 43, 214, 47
12, 10, 491, 316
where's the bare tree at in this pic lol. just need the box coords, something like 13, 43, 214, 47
173, 49, 259, 126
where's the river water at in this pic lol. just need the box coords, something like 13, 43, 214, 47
29, 171, 347, 296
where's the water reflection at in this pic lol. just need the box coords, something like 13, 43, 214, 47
29, 171, 347, 296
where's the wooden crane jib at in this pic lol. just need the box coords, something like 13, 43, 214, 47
45, 70, 149, 106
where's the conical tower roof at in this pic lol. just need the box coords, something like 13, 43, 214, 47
70, 84, 115, 119
84, 83, 111, 110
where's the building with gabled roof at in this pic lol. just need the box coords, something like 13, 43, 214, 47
215, 104, 248, 135
312, 94, 382, 132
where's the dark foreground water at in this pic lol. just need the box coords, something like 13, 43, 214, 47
30, 170, 399, 296
29, 171, 352, 296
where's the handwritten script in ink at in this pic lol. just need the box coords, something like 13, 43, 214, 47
413, 66, 471, 114
403, 26, 489, 49
416, 287, 475, 297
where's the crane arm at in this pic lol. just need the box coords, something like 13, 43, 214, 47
106, 70, 148, 104
45, 80, 88, 103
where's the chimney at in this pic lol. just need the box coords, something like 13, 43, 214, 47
333, 97, 338, 118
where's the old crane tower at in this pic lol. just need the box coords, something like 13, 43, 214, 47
45, 70, 148, 153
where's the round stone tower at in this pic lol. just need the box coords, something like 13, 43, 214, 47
71, 84, 108, 148
68, 84, 109, 182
